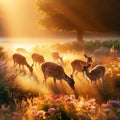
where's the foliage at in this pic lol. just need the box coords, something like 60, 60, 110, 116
29, 95, 120, 120
0, 46, 16, 107
51, 40, 120, 53
1, 41, 120, 119
36, 0, 120, 42
36, 0, 120, 31
101, 40, 120, 51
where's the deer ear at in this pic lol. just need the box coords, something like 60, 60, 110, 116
31, 64, 34, 67
84, 54, 88, 58
90, 54, 93, 58
70, 74, 73, 79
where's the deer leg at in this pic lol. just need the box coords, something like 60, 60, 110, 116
42, 74, 47, 87
32, 61, 35, 67
101, 76, 104, 85
22, 65, 24, 70
71, 69, 75, 76
82, 71, 85, 77
53, 78, 56, 86
60, 80, 63, 92
19, 64, 22, 72
75, 71, 78, 76
13, 61, 16, 67
53, 78, 57, 90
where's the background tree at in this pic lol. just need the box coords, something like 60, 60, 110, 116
36, 0, 120, 42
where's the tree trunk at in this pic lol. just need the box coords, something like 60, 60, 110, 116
77, 30, 84, 42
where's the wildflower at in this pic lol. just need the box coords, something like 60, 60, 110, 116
51, 94, 64, 99
70, 100, 77, 107
107, 115, 119, 120
34, 110, 46, 118
88, 98, 96, 104
0, 105, 10, 113
90, 105, 96, 109
44, 112, 51, 119
109, 100, 120, 107
48, 107, 56, 114
65, 97, 73, 102
90, 109, 96, 115
76, 112, 91, 120
101, 103, 111, 109
33, 97, 39, 101
103, 108, 111, 116
12, 111, 19, 116
89, 105, 96, 114
70, 94, 76, 99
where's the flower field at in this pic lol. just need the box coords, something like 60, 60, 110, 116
0, 94, 120, 120
0, 40, 120, 120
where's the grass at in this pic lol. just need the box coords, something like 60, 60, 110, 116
0, 40, 120, 119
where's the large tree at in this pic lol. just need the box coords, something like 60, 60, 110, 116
36, 0, 120, 42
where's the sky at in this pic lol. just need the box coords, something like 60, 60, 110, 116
0, 0, 76, 39
0, 0, 49, 38
0, 0, 120, 41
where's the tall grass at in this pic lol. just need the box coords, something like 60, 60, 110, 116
0, 40, 120, 119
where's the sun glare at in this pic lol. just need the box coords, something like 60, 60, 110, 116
0, 0, 19, 36
0, 0, 39, 38
13, 43, 33, 51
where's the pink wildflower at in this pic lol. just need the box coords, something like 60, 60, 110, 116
65, 97, 73, 102
12, 112, 19, 116
48, 108, 56, 114
34, 110, 46, 118
88, 98, 96, 104
101, 103, 111, 109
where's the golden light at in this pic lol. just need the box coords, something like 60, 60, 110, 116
0, 0, 40, 38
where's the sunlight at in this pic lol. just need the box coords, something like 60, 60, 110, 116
13, 43, 33, 52
0, 0, 21, 37
0, 0, 39, 38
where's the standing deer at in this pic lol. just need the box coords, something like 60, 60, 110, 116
41, 62, 75, 91
51, 52, 63, 64
13, 53, 33, 73
16, 48, 30, 55
32, 53, 45, 66
82, 64, 105, 86
71, 55, 92, 76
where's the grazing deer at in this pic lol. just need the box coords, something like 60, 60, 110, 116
71, 55, 92, 76
32, 53, 45, 66
13, 53, 33, 73
82, 64, 105, 86
51, 52, 63, 64
41, 62, 75, 91
16, 48, 30, 55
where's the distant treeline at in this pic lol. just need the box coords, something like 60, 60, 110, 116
51, 40, 120, 53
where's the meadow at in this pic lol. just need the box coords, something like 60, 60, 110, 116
0, 40, 120, 120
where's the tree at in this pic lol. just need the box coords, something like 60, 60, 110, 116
36, 0, 120, 42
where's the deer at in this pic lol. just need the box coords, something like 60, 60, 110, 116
16, 48, 30, 55
41, 62, 75, 91
31, 53, 45, 66
13, 53, 33, 73
82, 64, 105, 86
51, 52, 64, 64
71, 55, 92, 76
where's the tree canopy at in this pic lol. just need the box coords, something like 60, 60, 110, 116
36, 0, 120, 41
